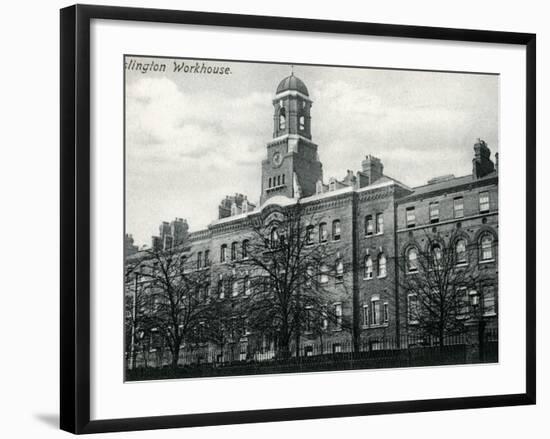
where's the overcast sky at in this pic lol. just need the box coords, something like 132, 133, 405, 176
125, 56, 499, 248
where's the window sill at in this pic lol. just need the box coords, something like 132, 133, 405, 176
377, 274, 387, 279
363, 276, 373, 281
483, 312, 497, 317
455, 262, 468, 268
479, 259, 495, 265
408, 321, 419, 325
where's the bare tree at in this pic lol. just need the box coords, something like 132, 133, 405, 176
125, 245, 212, 370
233, 202, 352, 359
398, 230, 490, 346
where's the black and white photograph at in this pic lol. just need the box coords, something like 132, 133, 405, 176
124, 56, 500, 381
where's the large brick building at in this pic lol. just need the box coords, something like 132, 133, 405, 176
125, 73, 498, 365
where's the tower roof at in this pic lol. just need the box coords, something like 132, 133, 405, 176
276, 74, 309, 96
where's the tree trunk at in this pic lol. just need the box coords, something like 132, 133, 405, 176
171, 344, 180, 370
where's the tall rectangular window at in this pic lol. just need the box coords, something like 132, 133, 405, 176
429, 201, 440, 223
479, 191, 490, 213
365, 215, 374, 236
363, 304, 369, 326
334, 303, 343, 330
454, 196, 464, 218
408, 294, 418, 324
319, 222, 328, 242
406, 207, 416, 228
383, 302, 389, 324
371, 298, 380, 325
197, 251, 202, 269
220, 244, 227, 263
306, 225, 314, 245
376, 213, 384, 234
483, 286, 496, 316
204, 249, 209, 266
332, 220, 341, 241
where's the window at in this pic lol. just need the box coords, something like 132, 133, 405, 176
332, 220, 341, 240
371, 296, 381, 326
268, 177, 272, 188
242, 240, 249, 259
406, 207, 416, 228
480, 234, 494, 261
220, 244, 227, 263
244, 275, 252, 296
407, 247, 418, 273
271, 228, 279, 249
365, 215, 374, 236
305, 265, 314, 288
457, 287, 469, 318
329, 179, 336, 191
305, 306, 313, 332
334, 303, 343, 330
279, 107, 286, 129
204, 249, 210, 266
364, 255, 373, 279
232, 278, 239, 297
332, 343, 342, 354
479, 191, 490, 213
299, 115, 305, 131
363, 304, 369, 326
231, 242, 237, 261
383, 302, 389, 323
454, 196, 464, 218
455, 239, 467, 265
431, 244, 442, 268
197, 251, 202, 269
306, 225, 315, 245
320, 264, 329, 284
482, 286, 496, 316
218, 274, 225, 299
376, 213, 384, 234
319, 222, 328, 242
408, 294, 419, 323
277, 175, 281, 186
282, 174, 285, 185
429, 201, 440, 223
336, 260, 344, 279
378, 253, 387, 278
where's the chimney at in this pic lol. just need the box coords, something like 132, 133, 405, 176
472, 139, 495, 179
359, 155, 384, 186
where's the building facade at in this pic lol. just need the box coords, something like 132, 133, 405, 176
125, 74, 498, 366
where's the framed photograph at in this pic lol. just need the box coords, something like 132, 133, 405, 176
60, 4, 536, 434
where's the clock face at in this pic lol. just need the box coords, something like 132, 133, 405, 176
272, 152, 282, 166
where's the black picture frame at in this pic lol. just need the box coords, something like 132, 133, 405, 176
60, 4, 536, 434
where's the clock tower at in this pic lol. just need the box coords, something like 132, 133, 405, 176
260, 73, 323, 205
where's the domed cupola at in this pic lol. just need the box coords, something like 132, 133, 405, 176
276, 73, 309, 97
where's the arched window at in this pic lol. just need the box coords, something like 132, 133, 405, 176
271, 228, 279, 249
279, 107, 286, 130
242, 240, 249, 259
220, 244, 227, 263
232, 277, 239, 297
319, 222, 328, 242
431, 243, 442, 268
231, 242, 238, 261
204, 249, 210, 266
378, 253, 387, 278
332, 220, 341, 240
407, 247, 418, 273
364, 256, 373, 279
299, 115, 305, 131
480, 234, 494, 261
455, 239, 467, 265
336, 260, 344, 279
329, 178, 336, 191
